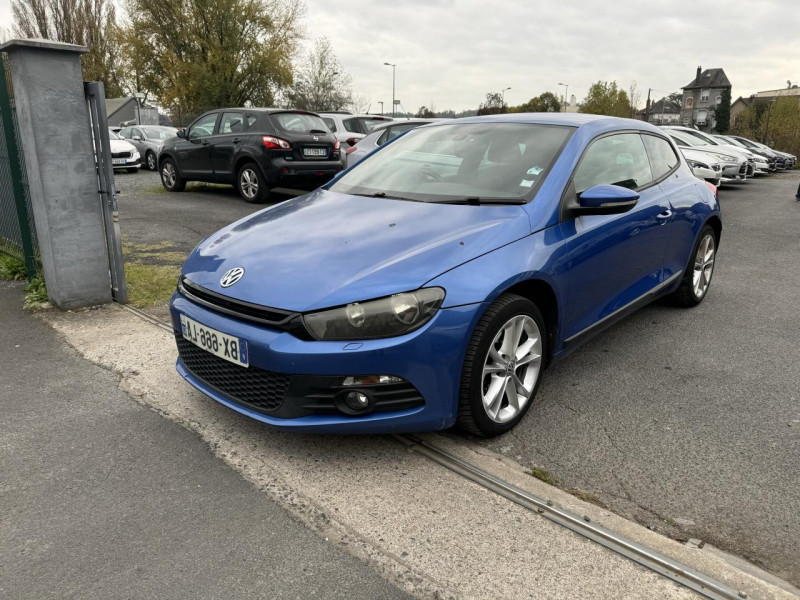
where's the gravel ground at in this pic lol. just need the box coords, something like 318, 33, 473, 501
116, 167, 800, 586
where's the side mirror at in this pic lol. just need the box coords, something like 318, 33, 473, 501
573, 184, 640, 216
132, 135, 142, 141
177, 129, 186, 139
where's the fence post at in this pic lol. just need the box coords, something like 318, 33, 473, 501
0, 57, 37, 280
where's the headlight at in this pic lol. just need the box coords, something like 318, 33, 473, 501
132, 151, 140, 159
304, 287, 446, 340
687, 159, 709, 170
709, 152, 736, 162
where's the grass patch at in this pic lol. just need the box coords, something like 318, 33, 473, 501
124, 262, 181, 309
566, 489, 609, 509
526, 467, 559, 486
0, 254, 27, 280
23, 276, 49, 308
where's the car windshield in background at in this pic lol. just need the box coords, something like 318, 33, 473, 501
273, 112, 329, 133
328, 123, 572, 203
668, 130, 706, 147
362, 118, 391, 132
141, 126, 177, 140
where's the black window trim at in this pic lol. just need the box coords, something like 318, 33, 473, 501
640, 132, 682, 186
559, 129, 677, 223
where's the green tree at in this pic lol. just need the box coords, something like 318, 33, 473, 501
121, 0, 304, 117
477, 92, 506, 116
12, 0, 123, 96
579, 81, 631, 118
714, 88, 731, 133
285, 37, 352, 112
510, 92, 561, 113
415, 106, 435, 118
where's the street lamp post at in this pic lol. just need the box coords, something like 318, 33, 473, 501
501, 87, 511, 105
384, 63, 396, 117
558, 83, 569, 112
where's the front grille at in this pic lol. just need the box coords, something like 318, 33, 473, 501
176, 334, 291, 412
112, 151, 132, 159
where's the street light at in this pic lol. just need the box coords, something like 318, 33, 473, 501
558, 83, 569, 112
501, 87, 511, 104
384, 62, 396, 117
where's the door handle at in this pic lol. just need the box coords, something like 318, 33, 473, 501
656, 209, 673, 220
201, 139, 209, 146
232, 137, 241, 144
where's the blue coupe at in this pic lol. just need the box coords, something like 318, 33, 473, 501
170, 113, 721, 436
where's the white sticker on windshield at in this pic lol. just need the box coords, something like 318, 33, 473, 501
527, 166, 544, 176
520, 179, 534, 188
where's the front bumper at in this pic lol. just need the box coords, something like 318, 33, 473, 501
170, 292, 483, 433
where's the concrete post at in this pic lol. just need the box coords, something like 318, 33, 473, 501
0, 39, 112, 309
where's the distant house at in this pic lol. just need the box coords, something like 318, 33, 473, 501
680, 66, 732, 132
105, 97, 160, 127
640, 97, 681, 125
730, 96, 752, 125
730, 86, 800, 125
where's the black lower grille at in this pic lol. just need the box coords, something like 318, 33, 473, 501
176, 334, 291, 412
112, 151, 132, 159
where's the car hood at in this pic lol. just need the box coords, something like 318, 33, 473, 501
110, 139, 137, 153
182, 189, 531, 312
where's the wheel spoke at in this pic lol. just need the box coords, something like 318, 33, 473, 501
515, 338, 537, 361
517, 352, 541, 367
504, 377, 519, 410
489, 346, 506, 367
511, 372, 529, 397
484, 376, 506, 419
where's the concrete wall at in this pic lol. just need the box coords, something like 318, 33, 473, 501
1, 39, 112, 309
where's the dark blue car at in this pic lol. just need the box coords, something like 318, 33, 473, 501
170, 113, 721, 437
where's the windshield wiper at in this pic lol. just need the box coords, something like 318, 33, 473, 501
435, 197, 527, 205
357, 191, 421, 202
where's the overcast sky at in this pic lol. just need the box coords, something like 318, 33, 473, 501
2, 0, 798, 112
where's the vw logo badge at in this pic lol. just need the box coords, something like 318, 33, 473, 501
220, 267, 245, 288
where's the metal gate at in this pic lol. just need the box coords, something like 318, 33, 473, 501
0, 52, 38, 280
85, 81, 127, 303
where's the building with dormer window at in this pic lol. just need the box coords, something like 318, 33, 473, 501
680, 66, 732, 132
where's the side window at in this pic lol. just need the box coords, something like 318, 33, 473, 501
188, 113, 218, 139
246, 115, 257, 129
132, 128, 144, 139
376, 129, 391, 146
219, 112, 245, 134
322, 117, 337, 132
119, 127, 131, 138
343, 118, 362, 134
573, 133, 653, 193
642, 135, 679, 180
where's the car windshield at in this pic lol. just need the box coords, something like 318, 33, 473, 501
682, 129, 719, 145
667, 130, 706, 147
108, 130, 121, 140
719, 136, 745, 148
328, 122, 573, 203
273, 112, 329, 133
141, 126, 177, 140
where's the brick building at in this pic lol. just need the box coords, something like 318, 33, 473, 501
680, 66, 732, 132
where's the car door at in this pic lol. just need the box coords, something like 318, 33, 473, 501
128, 127, 147, 157
211, 111, 247, 182
178, 112, 218, 179
559, 132, 673, 342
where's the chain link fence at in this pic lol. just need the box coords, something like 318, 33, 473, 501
0, 52, 38, 279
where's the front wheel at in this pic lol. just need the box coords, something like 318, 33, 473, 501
457, 294, 545, 437
237, 162, 269, 203
670, 225, 717, 307
160, 158, 186, 192
146, 151, 157, 171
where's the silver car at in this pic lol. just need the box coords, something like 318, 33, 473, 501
345, 119, 441, 167
317, 112, 394, 148
119, 125, 179, 171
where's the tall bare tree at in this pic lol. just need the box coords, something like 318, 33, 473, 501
11, 0, 123, 96
286, 37, 353, 112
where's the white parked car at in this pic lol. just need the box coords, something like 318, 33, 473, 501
662, 127, 750, 183
345, 118, 441, 167
318, 112, 394, 148
680, 148, 722, 187
663, 126, 763, 176
108, 129, 141, 172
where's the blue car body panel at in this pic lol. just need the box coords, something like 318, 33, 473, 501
170, 113, 721, 433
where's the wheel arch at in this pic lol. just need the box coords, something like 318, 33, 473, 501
705, 214, 722, 247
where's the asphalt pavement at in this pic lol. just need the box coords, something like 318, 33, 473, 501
0, 281, 410, 600
114, 167, 800, 586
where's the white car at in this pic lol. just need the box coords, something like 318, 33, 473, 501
662, 128, 750, 183
663, 126, 760, 178
318, 112, 394, 148
680, 148, 722, 187
345, 118, 441, 168
108, 129, 141, 172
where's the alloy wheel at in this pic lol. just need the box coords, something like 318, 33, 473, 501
240, 168, 259, 200
162, 162, 176, 188
481, 315, 543, 423
692, 233, 715, 299
147, 152, 156, 171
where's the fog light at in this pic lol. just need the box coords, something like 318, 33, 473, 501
345, 391, 370, 411
343, 375, 404, 386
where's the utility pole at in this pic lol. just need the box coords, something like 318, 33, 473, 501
762, 99, 776, 144
645, 88, 651, 123
558, 83, 569, 112
384, 63, 396, 117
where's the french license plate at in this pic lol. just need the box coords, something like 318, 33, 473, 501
180, 314, 249, 367
112, 158, 126, 165
303, 147, 327, 157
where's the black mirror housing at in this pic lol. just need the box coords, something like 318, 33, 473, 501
569, 184, 640, 216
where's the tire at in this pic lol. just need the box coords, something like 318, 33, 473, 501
670, 224, 717, 307
457, 294, 546, 437
146, 151, 157, 171
236, 162, 269, 203
126, 167, 139, 173
160, 157, 186, 192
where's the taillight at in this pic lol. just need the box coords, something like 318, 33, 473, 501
262, 135, 291, 149
345, 145, 358, 155
334, 139, 341, 151
705, 180, 718, 198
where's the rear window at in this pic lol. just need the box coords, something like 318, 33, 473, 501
272, 112, 329, 133
362, 117, 391, 132
322, 117, 337, 132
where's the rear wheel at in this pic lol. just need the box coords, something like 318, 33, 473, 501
237, 162, 269, 203
670, 225, 716, 307
457, 294, 545, 437
146, 151, 157, 171
160, 158, 186, 192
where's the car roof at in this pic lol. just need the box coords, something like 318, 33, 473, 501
371, 118, 442, 131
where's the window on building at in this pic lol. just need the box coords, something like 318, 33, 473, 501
715, 96, 722, 106
701, 89, 710, 101
686, 97, 694, 109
